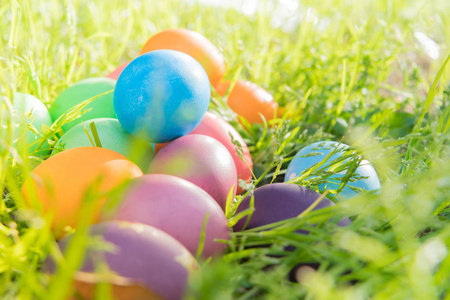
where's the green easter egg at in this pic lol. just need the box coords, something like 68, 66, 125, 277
52, 118, 154, 170
1, 92, 53, 155
49, 77, 116, 132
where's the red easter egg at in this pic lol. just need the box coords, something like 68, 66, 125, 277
154, 112, 252, 194
107, 62, 130, 80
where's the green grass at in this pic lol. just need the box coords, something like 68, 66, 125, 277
2, 0, 450, 299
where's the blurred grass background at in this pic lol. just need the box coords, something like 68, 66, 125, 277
1, 0, 450, 299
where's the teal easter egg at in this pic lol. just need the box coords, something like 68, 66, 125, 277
49, 77, 116, 132
52, 118, 154, 170
284, 141, 381, 200
1, 92, 52, 155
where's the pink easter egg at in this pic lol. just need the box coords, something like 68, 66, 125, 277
108, 174, 230, 258
190, 112, 252, 194
148, 134, 237, 210
155, 112, 253, 194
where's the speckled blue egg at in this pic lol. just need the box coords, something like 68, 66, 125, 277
113, 50, 211, 143
284, 141, 381, 200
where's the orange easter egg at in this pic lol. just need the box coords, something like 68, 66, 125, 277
216, 80, 279, 125
21, 147, 143, 235
140, 29, 225, 87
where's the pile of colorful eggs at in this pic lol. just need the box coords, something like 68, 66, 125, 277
8, 29, 381, 299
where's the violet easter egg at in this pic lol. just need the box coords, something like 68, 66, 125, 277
21, 147, 143, 236
106, 62, 130, 80
49, 77, 116, 132
1, 92, 53, 155
284, 141, 381, 200
113, 50, 211, 143
52, 118, 154, 171
233, 183, 350, 232
148, 134, 237, 210
107, 174, 230, 258
55, 222, 198, 300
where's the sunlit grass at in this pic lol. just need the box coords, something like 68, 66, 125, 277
1, 0, 450, 299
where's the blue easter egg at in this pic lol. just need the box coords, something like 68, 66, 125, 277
284, 141, 381, 200
113, 50, 211, 143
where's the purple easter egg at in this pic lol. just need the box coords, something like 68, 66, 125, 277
148, 134, 237, 210
57, 222, 198, 300
233, 183, 350, 231
109, 174, 230, 258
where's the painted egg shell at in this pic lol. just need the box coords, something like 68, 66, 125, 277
108, 174, 230, 258
56, 222, 198, 300
284, 141, 381, 200
233, 183, 350, 231
148, 134, 237, 210
49, 77, 116, 132
107, 62, 130, 80
154, 112, 252, 194
113, 50, 210, 143
140, 28, 225, 88
21, 147, 142, 236
216, 80, 279, 124
1, 92, 52, 155
52, 118, 154, 171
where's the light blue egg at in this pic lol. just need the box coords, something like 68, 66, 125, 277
284, 141, 381, 200
113, 50, 211, 143
1, 92, 53, 156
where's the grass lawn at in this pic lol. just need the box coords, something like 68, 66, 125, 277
1, 0, 450, 299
